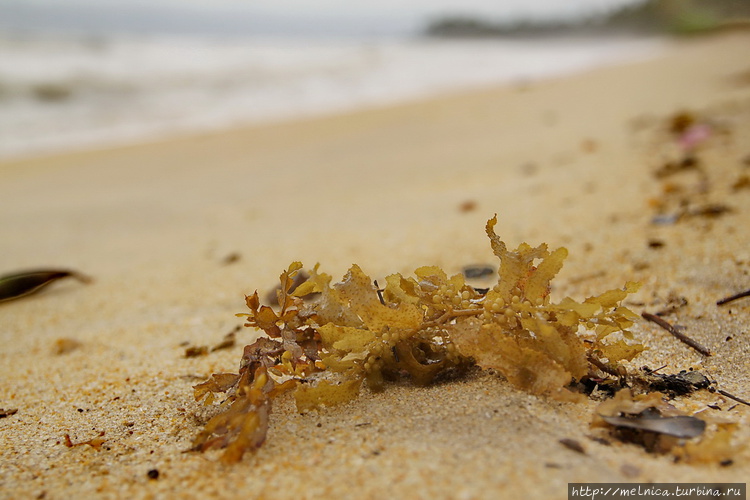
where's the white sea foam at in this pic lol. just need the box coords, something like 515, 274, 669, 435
0, 34, 665, 160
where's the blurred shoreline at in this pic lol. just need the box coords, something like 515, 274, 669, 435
0, 32, 665, 162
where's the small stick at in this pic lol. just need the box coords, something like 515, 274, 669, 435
641, 312, 711, 356
644, 364, 668, 374
587, 354, 620, 377
718, 389, 750, 407
717, 288, 750, 306
373, 280, 385, 306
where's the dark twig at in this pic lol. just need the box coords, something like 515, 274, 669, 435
716, 288, 750, 306
641, 312, 711, 356
718, 389, 750, 407
587, 354, 620, 378
374, 280, 385, 306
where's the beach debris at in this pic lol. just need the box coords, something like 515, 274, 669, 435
640, 312, 711, 356
594, 389, 744, 464
191, 216, 645, 462
459, 200, 477, 213
559, 438, 586, 454
685, 203, 732, 218
650, 213, 679, 226
669, 111, 695, 136
63, 431, 106, 451
580, 138, 598, 154
678, 123, 711, 153
653, 293, 688, 316
599, 412, 705, 439
52, 337, 82, 355
183, 326, 240, 358
731, 174, 750, 191
461, 264, 495, 279
0, 408, 18, 418
714, 389, 750, 408
654, 156, 700, 178
184, 346, 209, 358
641, 368, 710, 397
147, 469, 160, 480
211, 327, 239, 352
221, 252, 241, 265
620, 463, 641, 478
593, 390, 705, 454
717, 288, 750, 306
0, 269, 91, 303
644, 108, 744, 230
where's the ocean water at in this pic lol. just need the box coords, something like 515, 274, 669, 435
0, 31, 664, 160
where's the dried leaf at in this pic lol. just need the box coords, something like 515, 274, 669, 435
0, 269, 90, 303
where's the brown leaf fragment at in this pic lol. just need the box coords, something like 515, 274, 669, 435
0, 408, 18, 418
184, 346, 209, 358
52, 337, 81, 355
686, 203, 733, 218
459, 200, 477, 212
669, 111, 695, 135
211, 328, 238, 352
0, 269, 91, 303
559, 438, 586, 454
221, 252, 241, 265
732, 174, 750, 191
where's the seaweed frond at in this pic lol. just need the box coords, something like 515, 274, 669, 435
192, 216, 643, 462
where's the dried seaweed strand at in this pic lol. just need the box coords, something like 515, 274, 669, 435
716, 288, 750, 306
641, 312, 711, 356
192, 217, 644, 462
717, 389, 750, 407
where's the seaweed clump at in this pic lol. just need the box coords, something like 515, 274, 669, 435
191, 216, 643, 463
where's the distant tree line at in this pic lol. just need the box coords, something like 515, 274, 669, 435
424, 0, 750, 38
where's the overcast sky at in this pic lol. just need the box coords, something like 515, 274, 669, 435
0, 0, 645, 37
3, 0, 642, 19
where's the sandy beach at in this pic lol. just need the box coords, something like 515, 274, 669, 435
1, 32, 749, 499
